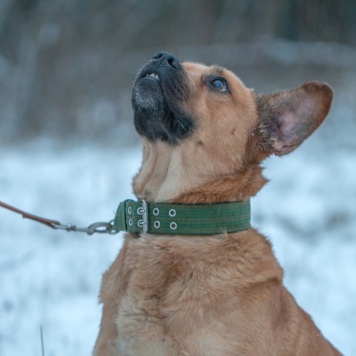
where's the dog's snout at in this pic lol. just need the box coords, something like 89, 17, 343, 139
152, 52, 182, 70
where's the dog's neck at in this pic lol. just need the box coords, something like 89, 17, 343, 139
133, 140, 267, 204
173, 165, 267, 204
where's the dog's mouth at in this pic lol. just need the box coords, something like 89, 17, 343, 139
132, 52, 195, 144
143, 73, 161, 82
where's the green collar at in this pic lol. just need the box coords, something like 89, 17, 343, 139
113, 199, 251, 235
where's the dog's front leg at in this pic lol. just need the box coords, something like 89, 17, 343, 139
93, 242, 130, 355
93, 303, 120, 355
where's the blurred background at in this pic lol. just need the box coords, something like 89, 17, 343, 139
1, 0, 356, 142
1, 1, 355, 355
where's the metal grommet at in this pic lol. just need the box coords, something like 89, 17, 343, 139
128, 218, 133, 226
154, 221, 160, 229
137, 219, 144, 227
137, 207, 144, 215
127, 206, 132, 214
170, 222, 177, 230
169, 209, 176, 217
153, 208, 160, 216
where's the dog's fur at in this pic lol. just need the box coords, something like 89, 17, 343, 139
94, 53, 340, 355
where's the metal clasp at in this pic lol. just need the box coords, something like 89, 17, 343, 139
53, 219, 118, 235
137, 200, 148, 233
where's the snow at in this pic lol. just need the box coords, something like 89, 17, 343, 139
0, 134, 355, 355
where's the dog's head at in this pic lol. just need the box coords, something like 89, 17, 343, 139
132, 52, 333, 203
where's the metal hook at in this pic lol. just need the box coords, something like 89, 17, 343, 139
52, 219, 119, 235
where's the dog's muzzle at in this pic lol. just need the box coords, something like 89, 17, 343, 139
132, 52, 195, 144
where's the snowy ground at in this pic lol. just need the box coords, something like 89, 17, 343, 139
0, 130, 355, 355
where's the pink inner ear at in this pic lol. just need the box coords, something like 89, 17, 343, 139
275, 109, 312, 154
273, 140, 286, 153
258, 81, 333, 156
279, 112, 297, 137
273, 91, 328, 155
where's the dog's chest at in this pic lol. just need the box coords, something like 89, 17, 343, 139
114, 234, 280, 355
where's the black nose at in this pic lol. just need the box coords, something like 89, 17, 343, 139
151, 52, 182, 70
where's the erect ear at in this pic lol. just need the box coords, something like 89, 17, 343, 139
256, 82, 333, 156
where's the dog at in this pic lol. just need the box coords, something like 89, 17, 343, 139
94, 52, 340, 355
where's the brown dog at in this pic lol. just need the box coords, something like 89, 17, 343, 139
94, 52, 340, 355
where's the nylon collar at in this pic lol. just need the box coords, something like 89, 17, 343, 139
113, 199, 251, 235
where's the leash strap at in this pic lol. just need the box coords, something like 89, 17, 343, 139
0, 200, 61, 228
114, 199, 251, 235
0, 200, 116, 235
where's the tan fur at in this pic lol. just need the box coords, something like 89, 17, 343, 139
94, 61, 340, 355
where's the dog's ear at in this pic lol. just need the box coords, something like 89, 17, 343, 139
256, 82, 333, 156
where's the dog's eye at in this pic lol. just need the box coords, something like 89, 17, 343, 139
210, 78, 229, 93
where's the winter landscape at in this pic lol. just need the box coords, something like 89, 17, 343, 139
1, 1, 356, 355
1, 115, 356, 355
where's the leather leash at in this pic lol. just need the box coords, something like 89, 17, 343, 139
0, 200, 117, 235
0, 200, 60, 228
